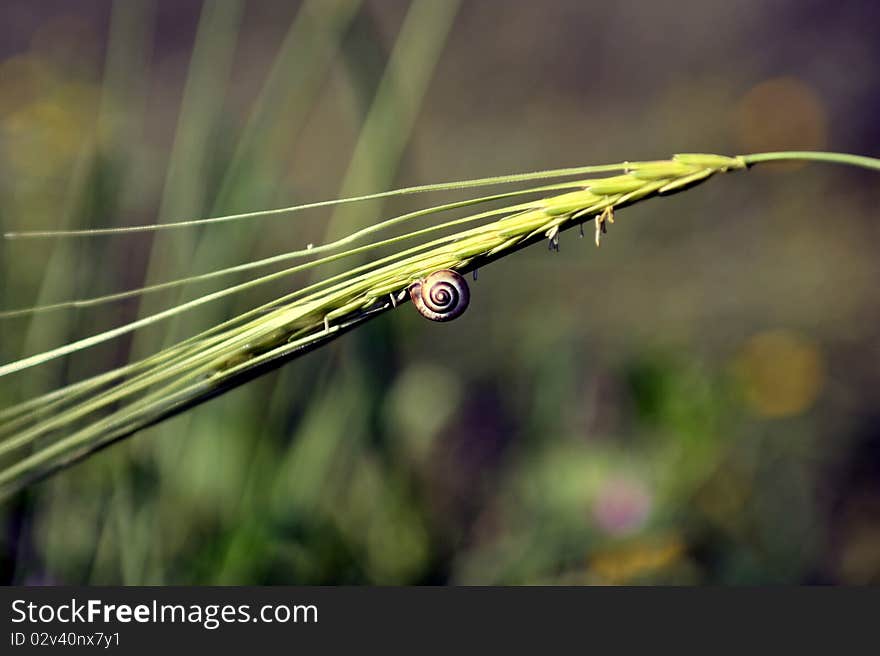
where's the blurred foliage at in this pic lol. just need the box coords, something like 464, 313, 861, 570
2, 0, 880, 585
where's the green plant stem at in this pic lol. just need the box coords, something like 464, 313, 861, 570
743, 151, 880, 171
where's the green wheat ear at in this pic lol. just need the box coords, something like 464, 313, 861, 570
0, 150, 877, 495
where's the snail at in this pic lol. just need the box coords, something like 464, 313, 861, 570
408, 269, 470, 322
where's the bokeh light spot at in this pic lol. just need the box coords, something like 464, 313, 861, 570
0, 56, 51, 118
589, 535, 685, 585
592, 475, 653, 536
385, 362, 462, 459
30, 15, 100, 76
734, 77, 828, 159
734, 330, 824, 418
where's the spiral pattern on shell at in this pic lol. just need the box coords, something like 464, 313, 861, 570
408, 269, 470, 322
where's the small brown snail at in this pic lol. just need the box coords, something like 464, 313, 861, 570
408, 269, 470, 322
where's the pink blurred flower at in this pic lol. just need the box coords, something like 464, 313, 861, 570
592, 477, 653, 536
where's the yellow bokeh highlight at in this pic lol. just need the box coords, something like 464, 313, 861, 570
734, 77, 828, 159
734, 330, 824, 418
30, 15, 100, 70
0, 56, 98, 177
0, 56, 52, 118
589, 535, 685, 584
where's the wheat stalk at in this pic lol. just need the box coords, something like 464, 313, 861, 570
0, 150, 877, 496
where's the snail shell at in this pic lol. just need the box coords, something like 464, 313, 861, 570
408, 269, 470, 322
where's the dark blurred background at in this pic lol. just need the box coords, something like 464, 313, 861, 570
1, 0, 879, 584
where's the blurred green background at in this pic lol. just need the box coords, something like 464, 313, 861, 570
2, 0, 880, 584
